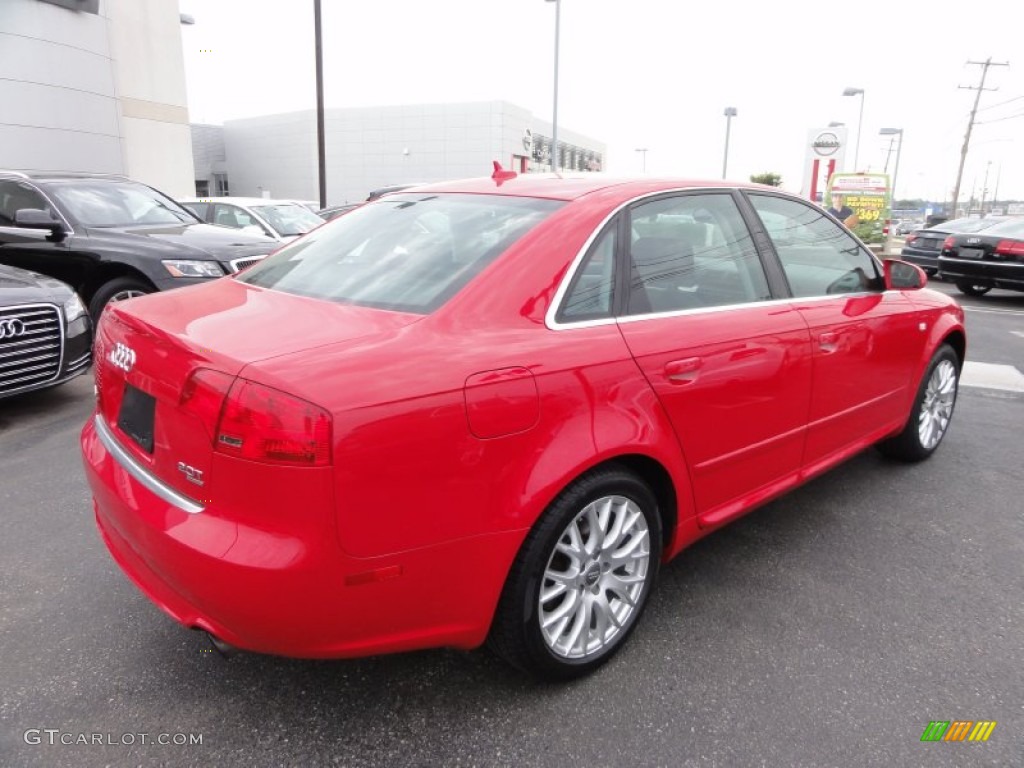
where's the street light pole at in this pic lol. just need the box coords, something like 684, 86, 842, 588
635, 148, 648, 173
722, 107, 737, 179
545, 0, 561, 172
880, 128, 903, 254
314, 0, 327, 209
843, 87, 865, 171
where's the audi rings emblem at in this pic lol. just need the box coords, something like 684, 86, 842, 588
108, 342, 136, 373
0, 318, 26, 340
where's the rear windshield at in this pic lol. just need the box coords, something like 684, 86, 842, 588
982, 218, 1024, 238
237, 193, 563, 313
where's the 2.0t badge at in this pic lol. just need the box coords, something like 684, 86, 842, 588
107, 342, 136, 372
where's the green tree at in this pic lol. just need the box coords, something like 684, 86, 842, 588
750, 172, 782, 187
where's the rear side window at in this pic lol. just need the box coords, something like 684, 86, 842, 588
625, 193, 770, 315
238, 194, 563, 314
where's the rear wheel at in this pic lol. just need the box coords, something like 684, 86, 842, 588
88, 276, 154, 321
955, 280, 991, 297
877, 344, 960, 462
488, 466, 662, 680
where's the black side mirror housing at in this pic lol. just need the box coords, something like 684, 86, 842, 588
15, 208, 66, 242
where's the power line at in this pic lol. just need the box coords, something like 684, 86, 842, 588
950, 58, 1009, 216
976, 94, 1024, 112
975, 109, 1024, 125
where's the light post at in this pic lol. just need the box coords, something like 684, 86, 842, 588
843, 87, 865, 171
635, 148, 648, 173
879, 128, 903, 254
722, 107, 737, 179
545, 0, 561, 172
314, 0, 327, 209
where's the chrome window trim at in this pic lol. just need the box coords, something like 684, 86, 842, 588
94, 415, 205, 515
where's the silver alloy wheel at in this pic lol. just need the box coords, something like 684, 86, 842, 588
918, 359, 957, 450
539, 495, 651, 659
109, 289, 147, 303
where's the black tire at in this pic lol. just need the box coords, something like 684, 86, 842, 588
487, 465, 662, 680
955, 280, 991, 297
877, 344, 960, 462
88, 276, 154, 321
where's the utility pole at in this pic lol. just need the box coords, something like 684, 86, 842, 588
950, 58, 1008, 217
992, 164, 1001, 211
980, 160, 992, 215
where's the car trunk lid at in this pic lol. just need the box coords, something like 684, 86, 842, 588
94, 279, 422, 500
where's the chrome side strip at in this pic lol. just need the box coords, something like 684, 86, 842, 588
94, 415, 204, 515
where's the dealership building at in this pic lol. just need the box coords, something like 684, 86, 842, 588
0, 0, 195, 197
193, 102, 607, 205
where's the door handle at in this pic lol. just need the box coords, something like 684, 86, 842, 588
664, 357, 703, 383
818, 331, 839, 354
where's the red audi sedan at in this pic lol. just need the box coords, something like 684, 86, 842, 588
81, 173, 965, 679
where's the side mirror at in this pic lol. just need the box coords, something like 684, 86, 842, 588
884, 258, 926, 291
15, 209, 66, 242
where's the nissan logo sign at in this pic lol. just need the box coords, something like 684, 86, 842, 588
0, 318, 26, 340
812, 131, 841, 156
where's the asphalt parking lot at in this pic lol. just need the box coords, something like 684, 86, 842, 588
1, 282, 1021, 767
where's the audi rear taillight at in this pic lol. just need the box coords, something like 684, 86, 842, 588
942, 236, 955, 250
905, 234, 917, 246
180, 369, 234, 440
995, 239, 1024, 259
215, 379, 332, 466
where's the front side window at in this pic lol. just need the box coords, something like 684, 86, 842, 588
749, 194, 883, 297
625, 193, 770, 316
238, 193, 563, 314
250, 204, 324, 237
0, 181, 56, 225
48, 181, 195, 228
213, 204, 260, 230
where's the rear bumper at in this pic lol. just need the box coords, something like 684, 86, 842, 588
80, 415, 522, 658
900, 248, 940, 272
937, 257, 1024, 290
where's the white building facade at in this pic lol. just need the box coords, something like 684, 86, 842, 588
214, 101, 606, 205
0, 0, 194, 197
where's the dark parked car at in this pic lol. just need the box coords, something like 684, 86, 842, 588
901, 216, 1007, 276
0, 171, 278, 320
0, 263, 91, 398
938, 217, 1024, 296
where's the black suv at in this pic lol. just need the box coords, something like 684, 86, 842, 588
0, 171, 278, 320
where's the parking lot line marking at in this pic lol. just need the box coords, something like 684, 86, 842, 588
961, 361, 1024, 393
962, 306, 1024, 317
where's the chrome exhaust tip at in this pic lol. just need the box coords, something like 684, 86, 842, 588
202, 630, 239, 658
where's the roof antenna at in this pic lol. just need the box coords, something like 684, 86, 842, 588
491, 161, 518, 185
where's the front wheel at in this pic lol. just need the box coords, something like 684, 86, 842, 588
488, 466, 662, 680
88, 276, 154, 321
877, 345, 960, 462
955, 280, 991, 297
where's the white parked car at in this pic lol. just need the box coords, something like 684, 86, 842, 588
179, 197, 325, 242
